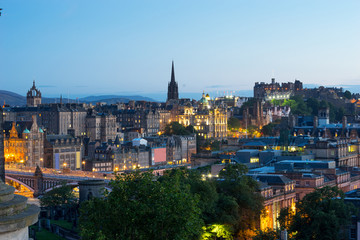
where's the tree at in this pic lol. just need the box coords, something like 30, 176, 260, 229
261, 123, 276, 136
201, 224, 234, 240
253, 228, 279, 240
40, 183, 76, 207
271, 99, 283, 106
164, 121, 191, 135
217, 164, 264, 239
335, 107, 346, 122
185, 124, 196, 134
344, 90, 352, 99
247, 125, 260, 138
80, 171, 203, 240
228, 117, 241, 130
279, 186, 355, 240
306, 98, 319, 116
289, 95, 310, 115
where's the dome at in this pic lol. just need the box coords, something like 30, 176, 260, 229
39, 128, 44, 133
199, 97, 208, 104
23, 128, 30, 134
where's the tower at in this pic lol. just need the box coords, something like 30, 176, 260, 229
318, 107, 330, 126
26, 80, 42, 107
167, 61, 179, 101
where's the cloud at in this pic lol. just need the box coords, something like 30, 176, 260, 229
38, 85, 56, 88
206, 85, 230, 89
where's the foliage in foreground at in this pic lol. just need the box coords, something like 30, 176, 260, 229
278, 186, 355, 240
80, 164, 264, 240
80, 170, 203, 240
40, 183, 76, 207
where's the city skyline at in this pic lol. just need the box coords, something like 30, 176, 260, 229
0, 1, 360, 100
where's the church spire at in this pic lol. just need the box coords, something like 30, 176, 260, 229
171, 61, 175, 83
167, 61, 179, 102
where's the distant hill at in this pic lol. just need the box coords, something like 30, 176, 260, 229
79, 95, 156, 104
0, 90, 26, 106
0, 90, 156, 107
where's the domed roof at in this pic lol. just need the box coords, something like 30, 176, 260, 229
39, 128, 44, 133
199, 96, 208, 104
23, 128, 30, 134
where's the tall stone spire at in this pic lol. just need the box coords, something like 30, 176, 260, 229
167, 61, 179, 101
171, 61, 175, 84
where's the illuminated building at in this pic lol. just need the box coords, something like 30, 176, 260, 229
252, 175, 296, 230
44, 134, 83, 170
5, 103, 88, 137
254, 78, 303, 100
176, 92, 228, 140
3, 116, 44, 167
166, 135, 196, 164
0, 106, 5, 182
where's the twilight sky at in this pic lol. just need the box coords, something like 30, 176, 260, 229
0, 0, 359, 101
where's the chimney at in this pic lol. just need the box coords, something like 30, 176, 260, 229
342, 116, 347, 130
313, 116, 318, 129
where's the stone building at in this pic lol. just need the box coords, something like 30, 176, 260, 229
26, 80, 42, 107
116, 109, 160, 136
3, 116, 45, 167
84, 142, 116, 172
44, 134, 83, 170
166, 135, 197, 164
158, 109, 171, 131
305, 139, 360, 167
242, 99, 270, 128
253, 78, 303, 100
254, 175, 296, 230
113, 145, 151, 171
176, 93, 228, 140
86, 112, 117, 142
4, 103, 88, 137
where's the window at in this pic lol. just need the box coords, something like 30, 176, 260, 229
350, 228, 356, 239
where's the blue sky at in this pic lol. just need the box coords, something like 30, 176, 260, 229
0, 0, 359, 101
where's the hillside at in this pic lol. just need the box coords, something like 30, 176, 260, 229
0, 90, 156, 107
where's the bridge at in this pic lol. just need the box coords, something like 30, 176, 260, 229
4, 164, 190, 197
5, 166, 111, 197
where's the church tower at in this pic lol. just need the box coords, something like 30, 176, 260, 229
27, 80, 42, 107
167, 61, 179, 101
